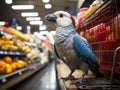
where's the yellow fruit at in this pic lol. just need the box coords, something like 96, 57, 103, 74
2, 35, 10, 40
5, 44, 11, 49
9, 45, 18, 50
26, 48, 31, 53
5, 41, 14, 45
0, 40, 6, 45
17, 60, 25, 69
5, 64, 13, 74
22, 46, 27, 51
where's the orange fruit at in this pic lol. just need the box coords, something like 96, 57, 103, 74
11, 62, 18, 71
0, 61, 6, 73
4, 56, 12, 64
0, 40, 5, 45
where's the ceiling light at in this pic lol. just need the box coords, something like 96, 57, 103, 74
26, 17, 41, 21
21, 12, 39, 17
42, 0, 50, 3
29, 21, 43, 25
12, 5, 34, 10
5, 0, 12, 4
0, 21, 5, 25
45, 4, 52, 9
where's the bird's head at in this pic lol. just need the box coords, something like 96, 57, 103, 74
44, 11, 76, 27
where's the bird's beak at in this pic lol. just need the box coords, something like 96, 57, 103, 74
44, 14, 57, 23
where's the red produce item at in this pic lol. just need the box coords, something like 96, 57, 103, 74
95, 23, 108, 41
77, 8, 88, 31
77, 8, 88, 24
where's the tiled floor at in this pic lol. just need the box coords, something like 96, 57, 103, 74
9, 61, 59, 90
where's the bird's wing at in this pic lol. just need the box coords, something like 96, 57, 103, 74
72, 34, 99, 67
53, 44, 61, 59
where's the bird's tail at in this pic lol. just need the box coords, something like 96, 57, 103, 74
91, 68, 104, 77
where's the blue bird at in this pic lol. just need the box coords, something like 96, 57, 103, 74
45, 11, 103, 85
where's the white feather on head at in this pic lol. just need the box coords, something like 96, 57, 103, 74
53, 11, 75, 27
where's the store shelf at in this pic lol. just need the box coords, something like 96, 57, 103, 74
0, 61, 48, 90
0, 68, 28, 84
84, 0, 113, 24
0, 50, 26, 56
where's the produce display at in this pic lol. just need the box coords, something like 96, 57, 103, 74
0, 56, 26, 74
0, 35, 31, 53
0, 25, 43, 76
0, 25, 30, 41
0, 35, 17, 51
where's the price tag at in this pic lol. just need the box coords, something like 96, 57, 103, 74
19, 72, 22, 75
16, 52, 20, 55
4, 51, 8, 54
0, 51, 3, 54
2, 78, 7, 83
9, 51, 13, 55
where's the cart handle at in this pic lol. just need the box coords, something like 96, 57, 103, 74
110, 47, 120, 89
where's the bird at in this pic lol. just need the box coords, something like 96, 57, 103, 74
44, 11, 103, 85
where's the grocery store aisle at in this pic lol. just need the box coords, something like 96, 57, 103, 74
9, 61, 59, 90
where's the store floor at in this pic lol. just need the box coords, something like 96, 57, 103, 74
9, 61, 60, 90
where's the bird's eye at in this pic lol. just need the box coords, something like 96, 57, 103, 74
59, 14, 63, 18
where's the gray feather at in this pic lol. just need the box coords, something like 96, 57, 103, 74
54, 24, 89, 74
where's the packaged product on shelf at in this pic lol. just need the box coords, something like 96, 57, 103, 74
85, 0, 104, 18
77, 7, 88, 25
114, 14, 120, 40
77, 7, 88, 31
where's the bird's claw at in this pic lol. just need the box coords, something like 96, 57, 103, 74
61, 76, 75, 81
71, 77, 86, 87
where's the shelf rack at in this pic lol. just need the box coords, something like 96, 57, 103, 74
0, 61, 48, 90
78, 0, 120, 74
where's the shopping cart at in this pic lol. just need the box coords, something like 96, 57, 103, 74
78, 0, 120, 89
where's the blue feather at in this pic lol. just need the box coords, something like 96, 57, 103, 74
72, 34, 99, 67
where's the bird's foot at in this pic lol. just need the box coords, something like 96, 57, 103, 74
71, 77, 86, 86
61, 76, 75, 81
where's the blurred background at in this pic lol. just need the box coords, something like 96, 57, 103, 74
1, 0, 120, 90
0, 0, 94, 33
